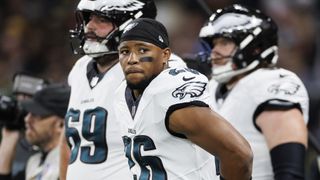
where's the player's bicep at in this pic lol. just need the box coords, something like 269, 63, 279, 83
165, 101, 209, 138
256, 109, 307, 149
169, 106, 253, 179
168, 105, 248, 156
168, 106, 210, 138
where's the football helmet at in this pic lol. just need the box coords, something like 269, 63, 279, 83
199, 4, 278, 83
70, 0, 157, 58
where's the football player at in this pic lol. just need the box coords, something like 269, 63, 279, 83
60, 0, 186, 180
199, 4, 309, 180
115, 18, 253, 180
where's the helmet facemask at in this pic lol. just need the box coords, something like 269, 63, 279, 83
69, 10, 122, 58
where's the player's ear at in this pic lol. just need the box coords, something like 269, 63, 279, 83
162, 48, 171, 65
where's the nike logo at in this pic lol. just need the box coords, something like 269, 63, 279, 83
182, 76, 196, 81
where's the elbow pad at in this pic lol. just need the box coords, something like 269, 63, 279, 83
270, 142, 306, 180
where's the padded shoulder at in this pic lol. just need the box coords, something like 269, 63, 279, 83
243, 68, 309, 123
146, 67, 211, 110
168, 53, 187, 68
68, 56, 92, 86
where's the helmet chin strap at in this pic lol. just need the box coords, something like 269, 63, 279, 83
211, 46, 278, 84
211, 61, 234, 83
212, 60, 259, 83
83, 25, 120, 58
211, 46, 248, 83
83, 40, 118, 58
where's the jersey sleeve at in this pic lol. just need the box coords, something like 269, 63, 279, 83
157, 67, 211, 108
149, 67, 212, 138
249, 69, 309, 123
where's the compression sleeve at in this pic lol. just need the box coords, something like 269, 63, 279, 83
0, 173, 11, 180
270, 142, 306, 180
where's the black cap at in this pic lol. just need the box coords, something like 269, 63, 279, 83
21, 84, 70, 118
120, 18, 169, 49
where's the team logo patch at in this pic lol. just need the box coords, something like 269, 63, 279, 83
172, 81, 206, 100
158, 35, 164, 43
268, 82, 300, 95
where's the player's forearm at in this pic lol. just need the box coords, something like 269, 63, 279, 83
0, 137, 19, 174
187, 130, 253, 179
219, 150, 253, 180
216, 126, 253, 180
211, 119, 253, 179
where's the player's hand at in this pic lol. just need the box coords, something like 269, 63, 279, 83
1, 127, 20, 144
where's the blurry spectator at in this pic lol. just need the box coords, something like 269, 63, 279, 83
0, 73, 49, 176
0, 84, 70, 180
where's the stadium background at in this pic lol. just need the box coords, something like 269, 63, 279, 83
0, 0, 319, 179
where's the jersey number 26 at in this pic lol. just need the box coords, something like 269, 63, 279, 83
123, 135, 167, 180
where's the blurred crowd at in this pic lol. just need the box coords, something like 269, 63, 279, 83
0, 0, 78, 93
0, 0, 319, 178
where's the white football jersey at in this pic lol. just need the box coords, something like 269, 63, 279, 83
65, 56, 132, 180
168, 53, 187, 68
209, 68, 309, 180
114, 67, 217, 180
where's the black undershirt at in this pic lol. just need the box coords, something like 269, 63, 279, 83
125, 86, 141, 119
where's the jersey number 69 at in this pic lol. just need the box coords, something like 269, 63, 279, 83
65, 107, 108, 164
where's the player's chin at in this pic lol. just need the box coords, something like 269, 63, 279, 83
126, 73, 144, 82
127, 79, 149, 90
126, 78, 142, 87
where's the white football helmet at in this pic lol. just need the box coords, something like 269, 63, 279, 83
199, 4, 278, 83
70, 0, 157, 58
